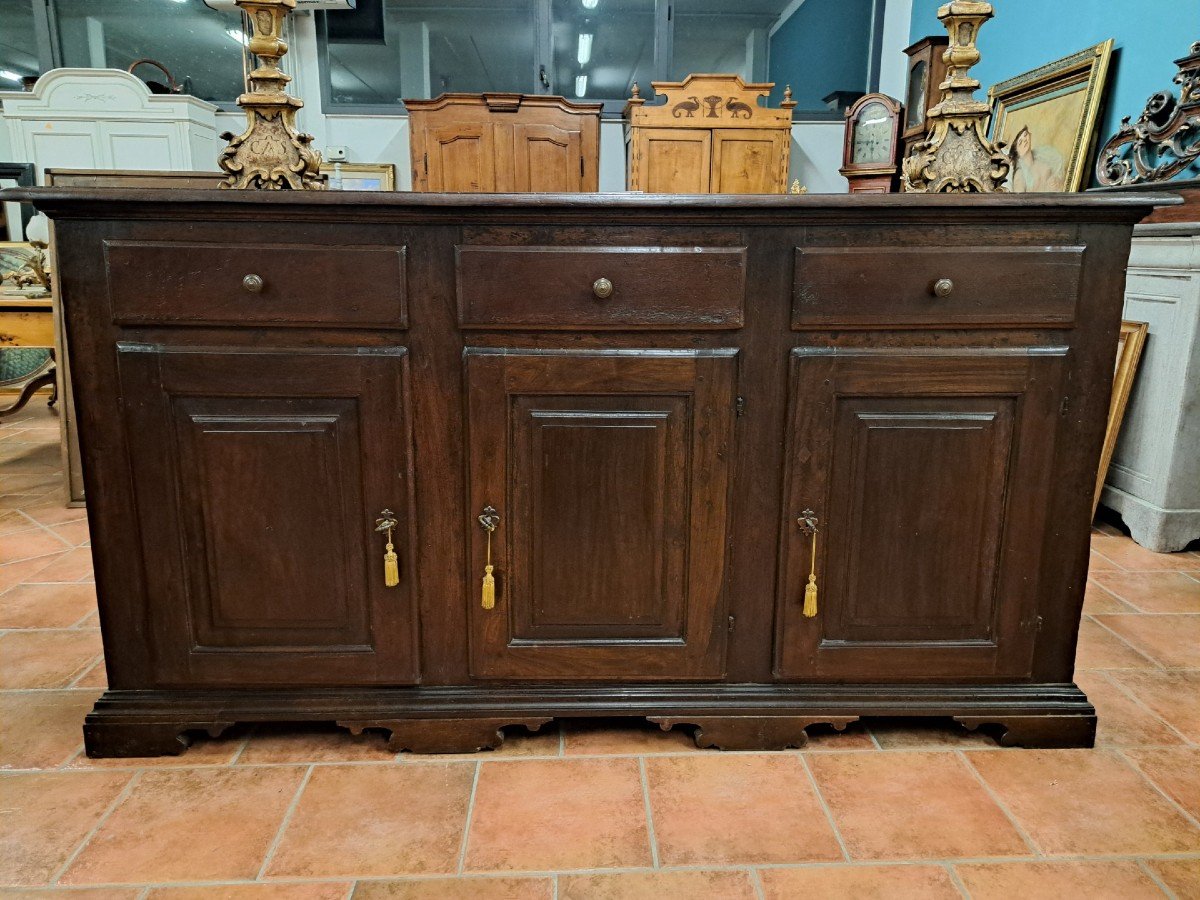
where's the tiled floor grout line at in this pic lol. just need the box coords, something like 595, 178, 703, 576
637, 756, 661, 869
748, 866, 767, 900
795, 753, 851, 862
344, 880, 358, 899
255, 763, 315, 880
1114, 749, 1200, 833
456, 761, 482, 875
943, 861, 973, 899
48, 768, 142, 886
1097, 670, 1197, 747
228, 727, 254, 765
954, 750, 1044, 858
551, 872, 559, 900
864, 726, 884, 750
558, 719, 565, 756
1086, 613, 1170, 668
1136, 858, 1181, 900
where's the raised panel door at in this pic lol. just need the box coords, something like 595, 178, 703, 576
711, 129, 788, 193
633, 128, 712, 193
512, 124, 584, 192
117, 346, 419, 686
775, 347, 1068, 680
426, 123, 497, 192
465, 349, 737, 679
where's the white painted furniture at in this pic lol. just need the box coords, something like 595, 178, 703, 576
1101, 220, 1200, 552
0, 68, 219, 177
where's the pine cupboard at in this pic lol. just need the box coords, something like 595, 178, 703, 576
3, 186, 1171, 757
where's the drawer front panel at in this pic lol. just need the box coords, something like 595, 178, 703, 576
456, 245, 746, 328
792, 245, 1083, 329
106, 240, 407, 327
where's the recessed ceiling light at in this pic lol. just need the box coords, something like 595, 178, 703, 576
582, 0, 599, 8
225, 28, 249, 46
577, 33, 593, 66
0, 70, 22, 83
575, 74, 587, 97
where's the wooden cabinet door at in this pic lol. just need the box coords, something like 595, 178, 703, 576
118, 346, 418, 687
711, 129, 789, 193
775, 347, 1067, 681
632, 128, 712, 193
465, 349, 737, 679
424, 123, 497, 192
512, 124, 584, 192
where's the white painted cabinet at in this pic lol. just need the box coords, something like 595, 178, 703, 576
1101, 225, 1200, 552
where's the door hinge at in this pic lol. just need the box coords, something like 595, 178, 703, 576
735, 396, 746, 417
728, 615, 735, 632
1060, 396, 1070, 416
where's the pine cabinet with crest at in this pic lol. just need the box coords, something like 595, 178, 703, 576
625, 74, 796, 194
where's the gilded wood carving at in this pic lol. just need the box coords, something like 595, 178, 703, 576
219, 0, 324, 191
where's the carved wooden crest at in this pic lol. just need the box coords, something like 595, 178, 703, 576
625, 74, 795, 130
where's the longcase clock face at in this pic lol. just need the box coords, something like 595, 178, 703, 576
851, 101, 896, 165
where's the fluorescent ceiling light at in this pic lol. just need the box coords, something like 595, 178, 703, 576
582, 0, 598, 8
577, 33, 593, 66
575, 74, 587, 98
0, 70, 22, 83
226, 28, 249, 46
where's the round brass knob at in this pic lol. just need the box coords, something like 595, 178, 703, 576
242, 274, 265, 294
592, 277, 614, 300
932, 277, 954, 298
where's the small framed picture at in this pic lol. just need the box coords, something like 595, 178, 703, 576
1094, 320, 1148, 514
320, 162, 397, 192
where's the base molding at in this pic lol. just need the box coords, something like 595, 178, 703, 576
83, 682, 1097, 757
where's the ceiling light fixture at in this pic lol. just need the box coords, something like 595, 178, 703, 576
0, 70, 22, 83
575, 74, 588, 98
582, 0, 599, 8
225, 28, 249, 46
577, 33, 593, 66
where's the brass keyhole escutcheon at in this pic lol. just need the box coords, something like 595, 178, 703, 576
932, 277, 954, 298
592, 277, 614, 300
242, 273, 265, 294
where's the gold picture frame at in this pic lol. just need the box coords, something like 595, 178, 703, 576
320, 162, 397, 192
988, 39, 1113, 192
1094, 320, 1148, 515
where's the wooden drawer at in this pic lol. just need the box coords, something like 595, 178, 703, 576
105, 240, 407, 327
792, 245, 1084, 329
456, 244, 746, 329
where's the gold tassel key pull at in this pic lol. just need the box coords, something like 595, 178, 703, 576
478, 506, 501, 610
375, 510, 400, 588
798, 510, 819, 618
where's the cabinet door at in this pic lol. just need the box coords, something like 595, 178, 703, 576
466, 349, 736, 679
631, 128, 712, 193
118, 346, 418, 686
426, 123, 497, 192
711, 129, 788, 194
775, 347, 1067, 681
512, 124, 584, 192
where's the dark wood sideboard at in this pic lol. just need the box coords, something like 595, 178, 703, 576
2, 187, 1173, 757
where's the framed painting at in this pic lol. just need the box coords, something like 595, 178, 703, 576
320, 162, 397, 192
1094, 320, 1149, 515
988, 39, 1114, 192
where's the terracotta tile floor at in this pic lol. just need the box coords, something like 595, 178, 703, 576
3, 398, 1200, 898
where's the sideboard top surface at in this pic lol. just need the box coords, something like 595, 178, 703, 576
1, 187, 1179, 225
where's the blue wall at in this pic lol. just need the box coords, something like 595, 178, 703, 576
909, 0, 1197, 180
769, 0, 875, 111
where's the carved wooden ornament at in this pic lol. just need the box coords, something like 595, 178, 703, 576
219, 0, 324, 190
901, 1, 1010, 193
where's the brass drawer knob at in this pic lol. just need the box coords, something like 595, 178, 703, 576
592, 277, 614, 300
932, 277, 954, 298
242, 273, 265, 294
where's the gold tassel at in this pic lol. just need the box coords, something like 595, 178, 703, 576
482, 564, 495, 609
383, 541, 399, 588
803, 529, 818, 618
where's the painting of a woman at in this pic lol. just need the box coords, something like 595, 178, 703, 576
1008, 125, 1067, 192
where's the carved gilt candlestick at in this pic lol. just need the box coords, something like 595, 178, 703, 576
219, 0, 324, 190
902, 1, 1010, 193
